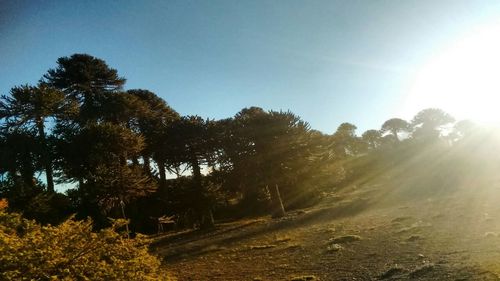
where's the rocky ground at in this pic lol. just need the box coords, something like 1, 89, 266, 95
152, 183, 500, 280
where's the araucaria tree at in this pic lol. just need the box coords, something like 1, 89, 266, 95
221, 108, 314, 218
0, 85, 65, 192
163, 116, 218, 228
42, 53, 126, 125
381, 118, 410, 142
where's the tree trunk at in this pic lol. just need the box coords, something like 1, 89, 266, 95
191, 157, 202, 187
131, 157, 139, 166
119, 151, 127, 167
200, 209, 215, 229
142, 154, 151, 175
9, 168, 23, 193
157, 160, 166, 188
119, 199, 130, 239
269, 184, 285, 218
191, 156, 214, 229
36, 118, 54, 192
392, 130, 399, 141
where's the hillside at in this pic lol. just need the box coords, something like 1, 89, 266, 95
153, 180, 500, 280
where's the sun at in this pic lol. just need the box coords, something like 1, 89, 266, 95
402, 21, 500, 124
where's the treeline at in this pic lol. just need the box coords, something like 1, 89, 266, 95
0, 54, 489, 233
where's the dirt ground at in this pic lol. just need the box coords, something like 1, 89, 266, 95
152, 183, 500, 280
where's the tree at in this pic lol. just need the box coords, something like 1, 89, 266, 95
331, 122, 361, 158
453, 119, 479, 141
56, 123, 154, 226
381, 118, 409, 141
224, 108, 313, 218
362, 129, 382, 150
126, 90, 180, 179
0, 130, 71, 224
163, 116, 217, 228
0, 84, 65, 192
411, 108, 455, 140
42, 53, 126, 124
0, 129, 41, 193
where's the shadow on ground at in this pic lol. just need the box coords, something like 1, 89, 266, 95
153, 196, 373, 262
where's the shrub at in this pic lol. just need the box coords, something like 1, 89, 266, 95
0, 205, 173, 281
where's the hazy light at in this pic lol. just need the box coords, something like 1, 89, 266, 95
402, 21, 500, 123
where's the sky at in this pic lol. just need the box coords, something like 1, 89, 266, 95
2, 0, 500, 133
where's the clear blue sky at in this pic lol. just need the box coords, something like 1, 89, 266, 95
2, 0, 500, 133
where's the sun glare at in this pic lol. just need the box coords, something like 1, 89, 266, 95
403, 21, 500, 123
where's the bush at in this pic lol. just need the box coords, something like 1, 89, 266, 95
0, 204, 173, 281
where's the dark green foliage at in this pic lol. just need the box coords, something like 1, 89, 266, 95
56, 122, 154, 227
0, 84, 66, 192
217, 108, 318, 217
42, 53, 126, 124
0, 130, 41, 188
42, 54, 125, 98
162, 116, 219, 228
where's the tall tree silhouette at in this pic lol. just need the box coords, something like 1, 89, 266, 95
381, 118, 409, 141
331, 122, 361, 158
42, 53, 125, 124
0, 130, 40, 191
0, 85, 65, 192
57, 122, 154, 225
226, 108, 313, 218
164, 116, 217, 228
411, 108, 455, 141
362, 129, 382, 150
126, 90, 180, 179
